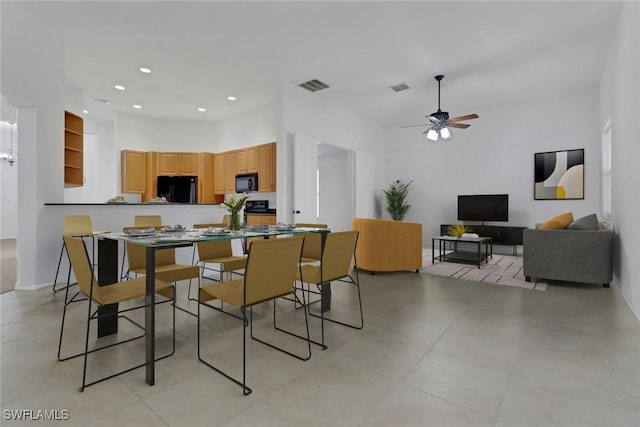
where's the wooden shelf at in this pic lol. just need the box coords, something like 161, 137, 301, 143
64, 110, 84, 187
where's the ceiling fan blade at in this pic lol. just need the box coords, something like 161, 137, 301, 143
401, 124, 428, 128
448, 122, 470, 129
450, 113, 479, 122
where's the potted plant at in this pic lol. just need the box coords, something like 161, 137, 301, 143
221, 193, 249, 231
447, 223, 471, 238
383, 179, 412, 221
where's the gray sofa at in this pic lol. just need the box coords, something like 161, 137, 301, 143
523, 228, 613, 287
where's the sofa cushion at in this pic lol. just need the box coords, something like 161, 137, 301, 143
568, 213, 599, 230
540, 212, 574, 230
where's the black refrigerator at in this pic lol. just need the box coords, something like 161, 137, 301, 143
157, 176, 197, 203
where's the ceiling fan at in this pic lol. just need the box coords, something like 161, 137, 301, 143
402, 74, 478, 141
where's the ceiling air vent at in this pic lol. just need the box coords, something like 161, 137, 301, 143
390, 83, 410, 92
299, 79, 330, 92
93, 98, 112, 105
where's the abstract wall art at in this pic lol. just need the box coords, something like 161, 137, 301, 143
534, 149, 584, 200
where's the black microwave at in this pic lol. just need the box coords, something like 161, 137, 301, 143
236, 173, 258, 193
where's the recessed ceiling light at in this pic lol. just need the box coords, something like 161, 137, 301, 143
82, 110, 89, 114
133, 104, 142, 109
139, 67, 151, 74
115, 84, 126, 91
197, 107, 206, 112
227, 96, 236, 101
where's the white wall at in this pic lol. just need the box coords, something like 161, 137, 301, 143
1, 1, 65, 288
318, 148, 354, 231
214, 104, 279, 152
0, 121, 18, 239
279, 83, 387, 224
600, 1, 640, 320
385, 88, 602, 244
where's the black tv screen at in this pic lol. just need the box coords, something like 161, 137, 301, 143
458, 194, 509, 222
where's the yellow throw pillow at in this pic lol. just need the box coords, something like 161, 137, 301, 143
540, 212, 574, 230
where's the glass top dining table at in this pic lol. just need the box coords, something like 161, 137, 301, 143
97, 226, 328, 386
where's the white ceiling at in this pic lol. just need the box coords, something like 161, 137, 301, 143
18, 1, 621, 128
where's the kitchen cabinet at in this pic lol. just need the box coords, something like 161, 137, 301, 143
159, 152, 199, 175
213, 151, 238, 194
225, 151, 238, 193
213, 153, 225, 194
121, 150, 147, 194
144, 151, 159, 202
199, 152, 216, 203
64, 110, 84, 187
237, 146, 258, 173
245, 214, 276, 225
257, 142, 276, 192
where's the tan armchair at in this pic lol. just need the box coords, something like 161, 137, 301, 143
352, 218, 422, 273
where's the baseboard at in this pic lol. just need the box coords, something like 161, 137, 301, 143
14, 282, 54, 291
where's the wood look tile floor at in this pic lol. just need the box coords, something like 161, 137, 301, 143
1, 271, 639, 427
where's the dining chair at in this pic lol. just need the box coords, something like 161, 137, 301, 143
53, 215, 109, 292
197, 236, 310, 396
119, 215, 165, 280
294, 223, 328, 263
122, 229, 199, 315
58, 236, 175, 392
296, 230, 362, 349
134, 215, 162, 226
191, 223, 246, 284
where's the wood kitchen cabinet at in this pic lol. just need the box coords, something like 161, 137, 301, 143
237, 146, 258, 173
213, 151, 238, 194
213, 153, 225, 194
159, 152, 199, 175
199, 152, 216, 203
257, 142, 276, 192
64, 110, 84, 187
225, 151, 238, 193
245, 214, 276, 225
121, 150, 147, 194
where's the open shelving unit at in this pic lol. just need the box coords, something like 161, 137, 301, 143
64, 110, 84, 187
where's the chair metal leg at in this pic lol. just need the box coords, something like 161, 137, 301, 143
52, 240, 67, 292
305, 272, 364, 348
263, 295, 314, 356
197, 301, 252, 395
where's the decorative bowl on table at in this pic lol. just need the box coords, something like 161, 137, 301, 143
274, 223, 295, 231
161, 225, 187, 233
202, 227, 230, 236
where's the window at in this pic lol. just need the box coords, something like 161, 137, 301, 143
602, 119, 612, 219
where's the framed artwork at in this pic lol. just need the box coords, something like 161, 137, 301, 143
534, 149, 584, 200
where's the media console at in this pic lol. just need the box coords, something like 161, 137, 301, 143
440, 224, 527, 255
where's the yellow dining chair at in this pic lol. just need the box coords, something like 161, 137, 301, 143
58, 236, 175, 392
197, 236, 310, 396
294, 223, 328, 263
135, 215, 162, 226
119, 215, 164, 280
122, 229, 199, 315
53, 215, 109, 292
189, 223, 247, 298
296, 230, 362, 349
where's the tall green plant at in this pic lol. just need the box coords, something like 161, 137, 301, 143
383, 179, 412, 221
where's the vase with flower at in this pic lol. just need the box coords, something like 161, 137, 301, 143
221, 193, 249, 232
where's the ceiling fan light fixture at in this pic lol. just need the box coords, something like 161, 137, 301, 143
427, 129, 438, 141
441, 127, 451, 140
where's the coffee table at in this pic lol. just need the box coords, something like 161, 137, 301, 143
432, 235, 493, 268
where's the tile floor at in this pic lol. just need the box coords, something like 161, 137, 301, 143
1, 271, 639, 426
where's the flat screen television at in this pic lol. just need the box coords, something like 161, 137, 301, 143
458, 194, 509, 222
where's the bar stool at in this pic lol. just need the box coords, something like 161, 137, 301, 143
52, 215, 108, 292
